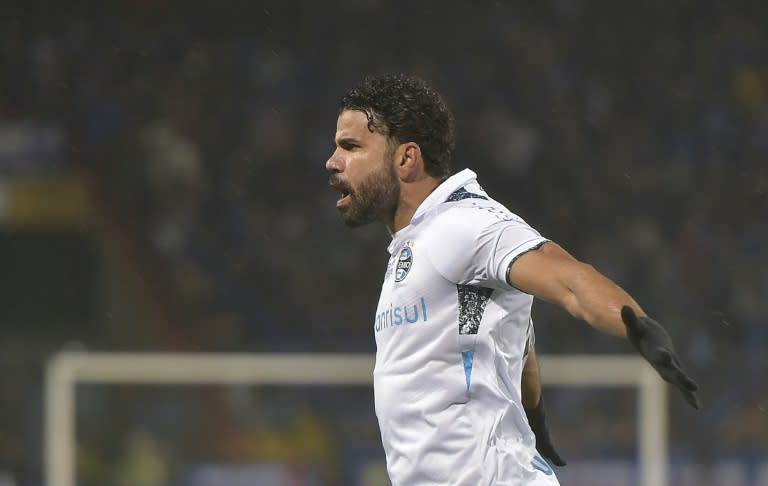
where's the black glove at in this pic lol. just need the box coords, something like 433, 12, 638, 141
525, 396, 566, 467
621, 306, 700, 409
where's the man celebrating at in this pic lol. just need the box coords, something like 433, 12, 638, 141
326, 73, 698, 485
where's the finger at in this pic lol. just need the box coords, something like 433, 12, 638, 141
539, 443, 567, 467
548, 450, 567, 467
668, 367, 700, 408
649, 350, 677, 382
677, 371, 699, 392
679, 386, 700, 409
653, 367, 700, 409
653, 366, 700, 408
620, 306, 639, 328
655, 348, 674, 367
666, 361, 699, 391
652, 363, 686, 388
654, 356, 692, 387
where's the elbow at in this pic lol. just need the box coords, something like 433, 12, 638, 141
562, 294, 586, 321
560, 262, 598, 322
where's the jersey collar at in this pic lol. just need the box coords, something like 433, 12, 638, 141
412, 168, 477, 223
387, 168, 477, 253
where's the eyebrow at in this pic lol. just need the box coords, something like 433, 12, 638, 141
335, 137, 360, 147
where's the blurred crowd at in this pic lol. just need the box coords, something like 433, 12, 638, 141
1, 1, 766, 484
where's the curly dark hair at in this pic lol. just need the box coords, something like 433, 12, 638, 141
340, 73, 455, 180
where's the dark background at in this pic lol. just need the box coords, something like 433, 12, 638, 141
0, 1, 766, 485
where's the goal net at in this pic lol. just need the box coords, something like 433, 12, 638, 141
44, 352, 667, 486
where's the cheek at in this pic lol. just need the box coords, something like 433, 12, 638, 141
348, 157, 372, 183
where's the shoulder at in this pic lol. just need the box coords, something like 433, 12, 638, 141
415, 187, 546, 285
428, 194, 531, 236
415, 197, 534, 272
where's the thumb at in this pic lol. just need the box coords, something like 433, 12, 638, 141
538, 441, 567, 467
620, 306, 644, 334
547, 449, 567, 467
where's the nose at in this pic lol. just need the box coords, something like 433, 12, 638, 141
326, 150, 343, 173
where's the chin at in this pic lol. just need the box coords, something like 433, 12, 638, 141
340, 208, 377, 228
342, 216, 372, 228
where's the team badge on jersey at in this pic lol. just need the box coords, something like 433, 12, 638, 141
394, 244, 413, 282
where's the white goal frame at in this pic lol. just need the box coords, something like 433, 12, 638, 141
44, 352, 668, 486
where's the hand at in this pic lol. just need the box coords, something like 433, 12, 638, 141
525, 397, 566, 467
621, 306, 700, 409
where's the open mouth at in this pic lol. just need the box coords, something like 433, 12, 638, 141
330, 178, 352, 207
336, 191, 351, 207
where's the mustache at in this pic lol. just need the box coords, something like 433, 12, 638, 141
329, 174, 353, 194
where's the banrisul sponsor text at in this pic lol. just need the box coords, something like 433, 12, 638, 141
375, 298, 428, 332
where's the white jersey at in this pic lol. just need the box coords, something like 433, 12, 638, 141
373, 169, 560, 486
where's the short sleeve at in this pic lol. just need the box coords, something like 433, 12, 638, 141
425, 205, 548, 288
493, 225, 549, 285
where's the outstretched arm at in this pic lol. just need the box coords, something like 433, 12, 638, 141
509, 241, 699, 408
509, 242, 639, 337
522, 346, 566, 466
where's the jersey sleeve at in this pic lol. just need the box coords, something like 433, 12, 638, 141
426, 205, 549, 288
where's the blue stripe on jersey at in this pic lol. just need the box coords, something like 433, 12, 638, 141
532, 455, 554, 475
461, 350, 475, 389
457, 286, 493, 390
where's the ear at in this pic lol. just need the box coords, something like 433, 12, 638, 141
395, 142, 423, 181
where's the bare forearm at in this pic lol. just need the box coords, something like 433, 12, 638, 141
508, 242, 645, 339
561, 263, 643, 338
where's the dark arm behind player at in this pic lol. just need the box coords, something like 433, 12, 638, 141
522, 346, 566, 467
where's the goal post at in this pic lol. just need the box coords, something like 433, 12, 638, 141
44, 352, 667, 486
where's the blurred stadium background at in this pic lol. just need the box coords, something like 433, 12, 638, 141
1, 0, 766, 485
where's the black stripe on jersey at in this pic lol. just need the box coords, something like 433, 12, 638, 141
504, 240, 548, 293
457, 285, 494, 334
445, 187, 489, 202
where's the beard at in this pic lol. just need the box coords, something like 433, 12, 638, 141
333, 160, 400, 228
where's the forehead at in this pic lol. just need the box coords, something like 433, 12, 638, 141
335, 110, 382, 142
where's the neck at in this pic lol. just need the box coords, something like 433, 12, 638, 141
385, 176, 442, 234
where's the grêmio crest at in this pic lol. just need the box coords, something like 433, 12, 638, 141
394, 243, 414, 282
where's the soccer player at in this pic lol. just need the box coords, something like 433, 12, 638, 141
326, 74, 698, 485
